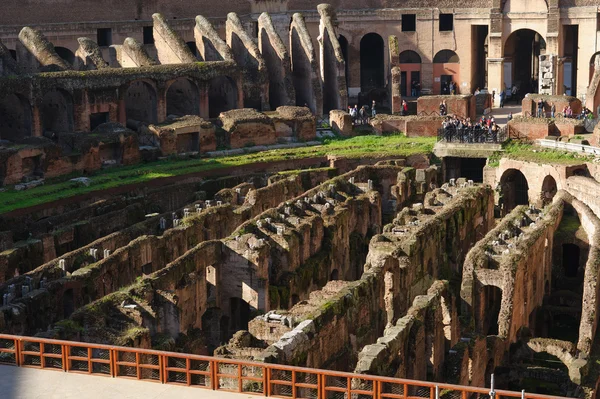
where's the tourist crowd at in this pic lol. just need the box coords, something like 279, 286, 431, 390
440, 114, 502, 143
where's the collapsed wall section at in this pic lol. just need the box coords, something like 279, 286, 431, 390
289, 13, 323, 116
317, 4, 347, 112
258, 13, 295, 109
226, 13, 269, 111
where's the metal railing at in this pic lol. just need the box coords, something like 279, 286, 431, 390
537, 139, 600, 156
438, 127, 507, 143
0, 333, 573, 399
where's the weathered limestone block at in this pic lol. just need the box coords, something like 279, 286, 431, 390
73, 37, 109, 71
220, 109, 276, 148
0, 39, 23, 76
317, 4, 348, 111
152, 13, 197, 65
17, 27, 72, 72
148, 115, 217, 156
272, 106, 316, 141
120, 38, 158, 67
329, 109, 353, 136
289, 13, 323, 116
226, 13, 269, 111
194, 15, 233, 62
258, 13, 295, 108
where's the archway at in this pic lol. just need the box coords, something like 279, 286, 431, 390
433, 50, 460, 95
40, 89, 74, 133
208, 76, 238, 118
541, 175, 557, 206
483, 285, 502, 335
166, 78, 199, 117
562, 243, 580, 278
54, 46, 76, 65
500, 169, 529, 213
124, 80, 158, 125
503, 29, 546, 95
360, 33, 384, 92
330, 269, 339, 281
399, 50, 422, 97
338, 35, 349, 89
0, 94, 32, 141
229, 297, 250, 336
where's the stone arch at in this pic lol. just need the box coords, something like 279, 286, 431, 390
54, 46, 76, 65
503, 29, 546, 94
40, 89, 74, 133
500, 168, 530, 213
433, 50, 460, 94
399, 50, 422, 97
0, 93, 32, 141
166, 77, 200, 117
330, 269, 339, 281
208, 76, 238, 118
123, 80, 158, 125
541, 175, 557, 206
360, 33, 385, 92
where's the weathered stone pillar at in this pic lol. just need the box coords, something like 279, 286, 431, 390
487, 58, 504, 107
388, 35, 401, 114
73, 90, 91, 132
156, 83, 167, 123
31, 104, 42, 137
538, 54, 557, 95
199, 83, 209, 119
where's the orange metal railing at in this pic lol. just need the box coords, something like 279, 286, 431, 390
0, 333, 571, 399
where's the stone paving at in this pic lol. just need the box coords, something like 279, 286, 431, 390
0, 365, 264, 399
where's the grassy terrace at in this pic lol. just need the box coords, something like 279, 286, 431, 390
488, 141, 595, 167
0, 135, 436, 215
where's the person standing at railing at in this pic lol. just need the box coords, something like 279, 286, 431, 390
402, 100, 408, 116
537, 99, 544, 118
551, 102, 556, 118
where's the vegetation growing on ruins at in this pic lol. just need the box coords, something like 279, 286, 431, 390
0, 135, 436, 214
487, 140, 594, 167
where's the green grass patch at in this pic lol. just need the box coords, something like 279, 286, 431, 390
0, 135, 436, 215
488, 140, 593, 167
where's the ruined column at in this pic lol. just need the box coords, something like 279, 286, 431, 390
226, 12, 270, 111
199, 82, 210, 119
317, 4, 348, 112
538, 54, 557, 95
388, 36, 401, 114
156, 82, 168, 123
